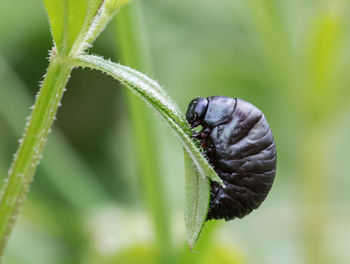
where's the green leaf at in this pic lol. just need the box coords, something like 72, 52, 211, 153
42, 0, 95, 55
70, 54, 222, 247
43, 0, 132, 56
42, 0, 65, 53
0, 0, 132, 257
184, 150, 210, 248
71, 54, 223, 186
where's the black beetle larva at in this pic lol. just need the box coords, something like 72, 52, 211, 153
186, 96, 276, 221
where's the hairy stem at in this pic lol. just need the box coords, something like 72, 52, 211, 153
0, 1, 133, 256
0, 54, 71, 256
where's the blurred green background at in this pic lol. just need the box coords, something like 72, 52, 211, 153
1, 0, 350, 263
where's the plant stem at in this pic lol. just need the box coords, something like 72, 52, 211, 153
0, 55, 108, 210
0, 0, 135, 258
0, 53, 71, 255
114, 3, 172, 262
301, 126, 330, 264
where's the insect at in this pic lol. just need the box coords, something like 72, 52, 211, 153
186, 96, 276, 221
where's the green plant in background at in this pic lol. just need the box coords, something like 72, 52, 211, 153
2, 0, 350, 263
114, 3, 172, 262
0, 0, 222, 259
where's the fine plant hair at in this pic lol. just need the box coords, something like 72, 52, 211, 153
0, 0, 220, 258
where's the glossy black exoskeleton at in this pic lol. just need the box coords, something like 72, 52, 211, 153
186, 96, 277, 221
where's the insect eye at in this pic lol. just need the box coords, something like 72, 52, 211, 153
186, 97, 208, 125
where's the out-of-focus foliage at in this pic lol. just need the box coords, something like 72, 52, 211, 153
1, 0, 350, 263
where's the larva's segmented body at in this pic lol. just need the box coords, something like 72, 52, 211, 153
186, 96, 276, 221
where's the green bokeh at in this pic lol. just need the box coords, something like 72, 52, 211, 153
1, 0, 350, 263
